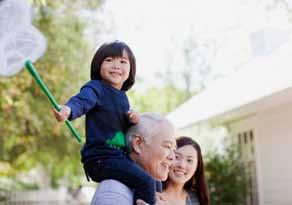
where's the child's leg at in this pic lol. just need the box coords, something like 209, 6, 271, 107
85, 157, 156, 205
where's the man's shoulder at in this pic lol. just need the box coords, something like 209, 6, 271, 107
90, 179, 133, 205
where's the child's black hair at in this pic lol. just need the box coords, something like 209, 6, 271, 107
90, 40, 136, 91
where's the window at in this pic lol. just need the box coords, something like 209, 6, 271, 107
238, 130, 259, 205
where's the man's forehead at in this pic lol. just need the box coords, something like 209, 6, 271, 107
153, 130, 176, 144
162, 139, 176, 146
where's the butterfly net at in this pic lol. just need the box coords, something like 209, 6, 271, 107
0, 0, 47, 76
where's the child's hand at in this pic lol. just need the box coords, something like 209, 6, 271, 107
127, 110, 140, 124
52, 105, 71, 122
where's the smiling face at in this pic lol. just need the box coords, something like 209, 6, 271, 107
137, 121, 176, 181
100, 50, 130, 90
168, 145, 198, 185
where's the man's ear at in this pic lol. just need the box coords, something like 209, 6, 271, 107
132, 134, 144, 154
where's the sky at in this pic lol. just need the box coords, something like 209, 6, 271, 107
82, 0, 292, 91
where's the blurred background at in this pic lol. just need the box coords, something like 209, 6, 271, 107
1, 0, 292, 204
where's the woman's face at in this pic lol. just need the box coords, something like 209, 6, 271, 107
138, 122, 176, 181
168, 145, 198, 185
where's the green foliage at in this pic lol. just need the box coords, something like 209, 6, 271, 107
128, 84, 193, 114
31, 0, 103, 9
0, 0, 101, 188
206, 144, 247, 205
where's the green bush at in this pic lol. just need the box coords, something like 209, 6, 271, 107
206, 144, 247, 205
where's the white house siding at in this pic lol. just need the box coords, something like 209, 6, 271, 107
228, 103, 292, 205
256, 102, 292, 205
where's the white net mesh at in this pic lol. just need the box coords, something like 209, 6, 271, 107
0, 0, 47, 77
0, 0, 31, 38
0, 26, 47, 76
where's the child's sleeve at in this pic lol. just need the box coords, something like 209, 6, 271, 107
66, 81, 102, 120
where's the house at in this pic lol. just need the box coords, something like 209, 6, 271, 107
167, 34, 292, 205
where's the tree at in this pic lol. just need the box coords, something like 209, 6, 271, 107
206, 143, 247, 205
0, 0, 102, 188
128, 84, 194, 114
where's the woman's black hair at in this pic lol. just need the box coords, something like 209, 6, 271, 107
90, 40, 136, 91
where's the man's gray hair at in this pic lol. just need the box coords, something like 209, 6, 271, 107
126, 112, 173, 151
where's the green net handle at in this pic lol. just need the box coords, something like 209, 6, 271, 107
25, 60, 82, 143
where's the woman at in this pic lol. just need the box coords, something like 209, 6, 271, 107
161, 136, 210, 205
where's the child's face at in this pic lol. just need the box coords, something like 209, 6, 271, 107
100, 50, 130, 90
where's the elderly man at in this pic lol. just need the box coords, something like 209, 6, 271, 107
90, 113, 176, 205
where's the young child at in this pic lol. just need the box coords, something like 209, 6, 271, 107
53, 41, 157, 204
